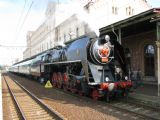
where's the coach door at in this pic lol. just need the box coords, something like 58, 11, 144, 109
144, 44, 155, 76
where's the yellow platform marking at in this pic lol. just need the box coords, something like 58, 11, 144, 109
45, 80, 53, 88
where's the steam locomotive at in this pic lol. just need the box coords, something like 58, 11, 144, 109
9, 34, 132, 101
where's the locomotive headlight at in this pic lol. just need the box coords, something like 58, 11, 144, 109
105, 35, 110, 42
115, 67, 121, 73
125, 76, 128, 80
105, 77, 109, 82
108, 83, 115, 91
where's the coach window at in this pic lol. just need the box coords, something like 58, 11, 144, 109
76, 27, 79, 37
64, 34, 66, 42
144, 44, 155, 76
41, 56, 45, 62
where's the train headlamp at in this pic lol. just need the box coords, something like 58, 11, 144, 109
115, 67, 121, 73
125, 76, 128, 80
108, 83, 115, 91
105, 77, 109, 82
105, 35, 110, 42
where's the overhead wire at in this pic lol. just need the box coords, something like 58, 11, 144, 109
14, 0, 34, 42
18, 1, 34, 32
15, 0, 27, 35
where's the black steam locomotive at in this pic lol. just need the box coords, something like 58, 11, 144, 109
9, 34, 132, 101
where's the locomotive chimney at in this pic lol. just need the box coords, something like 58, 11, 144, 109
98, 35, 110, 45
86, 32, 97, 39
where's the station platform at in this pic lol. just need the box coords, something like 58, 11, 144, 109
0, 71, 3, 120
129, 81, 160, 108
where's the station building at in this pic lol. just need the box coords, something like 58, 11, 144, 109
100, 8, 160, 96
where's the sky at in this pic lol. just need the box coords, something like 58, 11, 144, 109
148, 0, 160, 8
0, 0, 159, 66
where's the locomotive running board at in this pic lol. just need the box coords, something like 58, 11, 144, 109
44, 60, 81, 65
88, 82, 100, 85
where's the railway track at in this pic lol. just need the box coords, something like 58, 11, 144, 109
110, 101, 160, 120
3, 74, 65, 120
7, 74, 160, 120
53, 86, 160, 120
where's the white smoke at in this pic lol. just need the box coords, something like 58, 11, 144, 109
60, 0, 101, 36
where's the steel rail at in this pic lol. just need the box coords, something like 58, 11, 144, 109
13, 79, 65, 120
108, 103, 160, 120
123, 99, 160, 112
3, 75, 27, 120
4, 74, 65, 120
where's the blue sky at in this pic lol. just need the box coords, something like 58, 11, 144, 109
148, 0, 160, 7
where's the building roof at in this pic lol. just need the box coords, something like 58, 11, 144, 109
100, 8, 160, 36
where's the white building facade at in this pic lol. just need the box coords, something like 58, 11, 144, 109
83, 0, 151, 28
23, 0, 151, 59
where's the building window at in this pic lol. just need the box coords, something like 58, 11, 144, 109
64, 34, 66, 42
50, 41, 52, 48
69, 32, 72, 40
132, 9, 134, 15
42, 44, 43, 51
112, 6, 118, 15
145, 45, 155, 54
76, 28, 79, 37
126, 6, 134, 16
144, 44, 155, 76
47, 42, 48, 49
